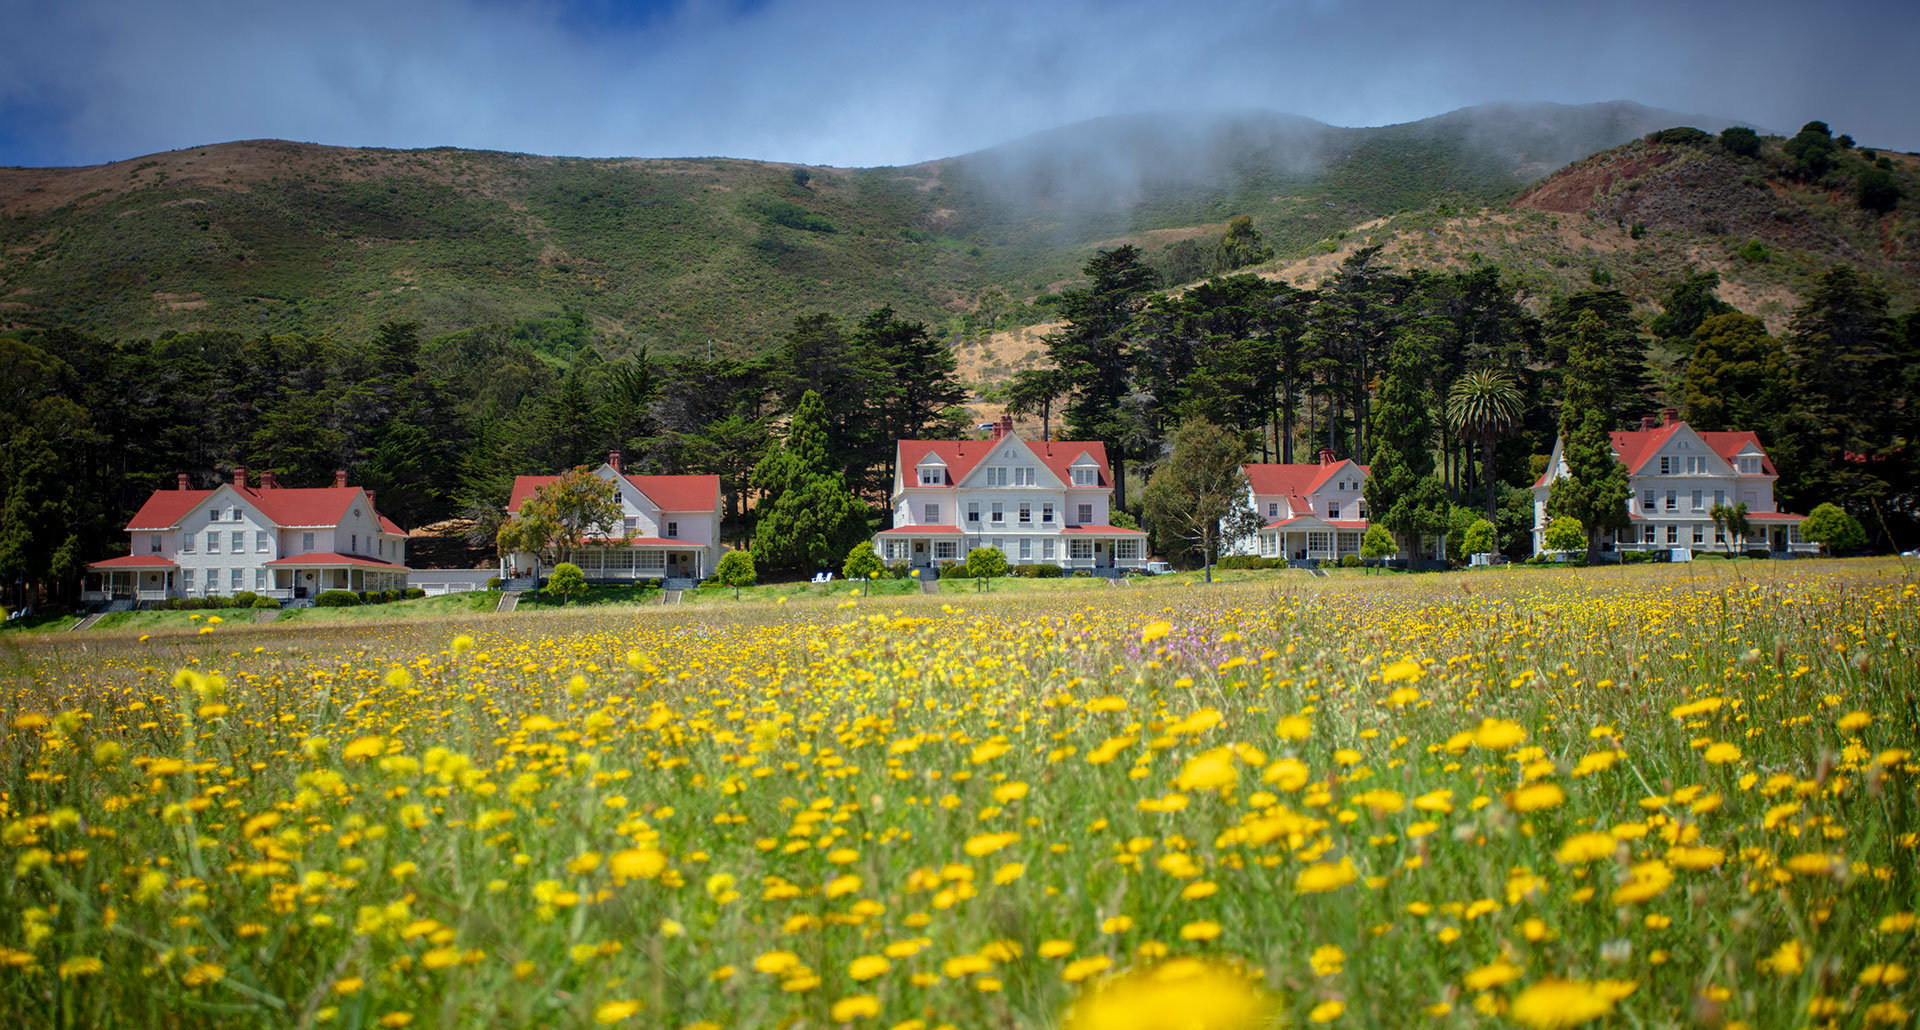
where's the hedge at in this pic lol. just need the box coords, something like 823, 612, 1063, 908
314, 590, 360, 607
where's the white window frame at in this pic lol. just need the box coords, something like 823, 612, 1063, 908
1076, 504, 1093, 525
231, 531, 244, 553
302, 532, 315, 552
1043, 539, 1055, 559
1665, 491, 1677, 511
666, 521, 679, 539
1041, 503, 1054, 524
255, 531, 269, 553
1069, 539, 1093, 560
935, 541, 957, 560
1071, 467, 1096, 486
182, 569, 195, 588
1115, 539, 1140, 560
1019, 538, 1032, 560
1643, 490, 1656, 511
206, 531, 220, 554
1268, 502, 1279, 517
967, 502, 980, 525
1327, 504, 1340, 520
919, 468, 942, 486
181, 535, 195, 553
254, 568, 267, 589
1691, 490, 1702, 511
990, 502, 1004, 524
923, 503, 939, 524
230, 568, 243, 590
1018, 502, 1031, 524
149, 534, 163, 553
1667, 525, 1679, 544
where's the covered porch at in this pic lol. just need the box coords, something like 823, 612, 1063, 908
1059, 526, 1148, 572
1255, 517, 1372, 562
82, 555, 176, 603
266, 554, 410, 599
504, 540, 709, 583
877, 526, 963, 569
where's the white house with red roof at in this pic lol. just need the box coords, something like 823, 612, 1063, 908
1233, 449, 1381, 561
502, 452, 721, 584
1533, 408, 1815, 556
83, 468, 410, 604
875, 416, 1147, 573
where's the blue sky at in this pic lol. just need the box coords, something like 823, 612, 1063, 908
1, 0, 1914, 168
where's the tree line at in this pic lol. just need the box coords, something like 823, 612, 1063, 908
2, 240, 1915, 604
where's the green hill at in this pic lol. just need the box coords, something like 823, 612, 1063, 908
0, 101, 1733, 356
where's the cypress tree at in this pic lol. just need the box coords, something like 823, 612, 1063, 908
751, 391, 870, 570
1362, 327, 1450, 560
1546, 310, 1631, 560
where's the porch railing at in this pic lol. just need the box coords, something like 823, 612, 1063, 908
137, 589, 170, 601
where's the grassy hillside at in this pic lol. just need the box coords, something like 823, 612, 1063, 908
0, 101, 1728, 355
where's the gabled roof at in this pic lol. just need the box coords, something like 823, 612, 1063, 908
1261, 515, 1370, 531
1609, 424, 1777, 477
126, 484, 389, 532
264, 552, 408, 569
507, 471, 721, 515
895, 438, 1114, 490
86, 554, 177, 569
1243, 460, 1370, 499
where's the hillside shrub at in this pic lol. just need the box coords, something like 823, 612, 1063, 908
1340, 554, 1361, 568
251, 597, 280, 609
488, 577, 503, 590
1720, 126, 1761, 157
1649, 127, 1712, 147
404, 587, 425, 599
1217, 556, 1285, 570
314, 590, 359, 607
231, 591, 259, 608
938, 563, 971, 580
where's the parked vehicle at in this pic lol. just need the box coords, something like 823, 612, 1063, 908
1143, 561, 1174, 575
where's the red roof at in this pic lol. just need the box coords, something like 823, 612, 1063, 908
1608, 424, 1777, 477
264, 553, 408, 569
1262, 516, 1370, 530
1243, 461, 1369, 501
876, 525, 963, 535
86, 554, 177, 569
126, 484, 394, 532
1744, 512, 1806, 521
579, 536, 702, 546
507, 472, 720, 515
1060, 524, 1148, 535
896, 438, 1114, 490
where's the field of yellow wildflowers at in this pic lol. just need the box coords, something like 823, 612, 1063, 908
2, 561, 1915, 1030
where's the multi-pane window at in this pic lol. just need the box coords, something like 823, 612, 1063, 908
990, 502, 1004, 524
1659, 456, 1673, 474
967, 503, 980, 524
1691, 490, 1702, 511
1071, 467, 1096, 486
1644, 525, 1659, 544
1041, 503, 1054, 524
1693, 525, 1705, 544
1643, 490, 1656, 511
919, 468, 942, 486
230, 568, 243, 589
1019, 538, 1032, 559
254, 569, 267, 590
302, 532, 315, 552
1714, 490, 1725, 508
182, 535, 195, 553
1327, 504, 1340, 520
1665, 491, 1677, 511
624, 517, 638, 535
1042, 539, 1055, 559
1268, 502, 1279, 517
206, 531, 220, 554
1076, 504, 1093, 524
935, 541, 957, 560
1116, 540, 1141, 560
255, 532, 269, 552
350, 534, 358, 553
1667, 525, 1679, 544
1069, 539, 1093, 560
183, 569, 195, 588
666, 522, 678, 538
231, 531, 244, 553
923, 504, 939, 523
1018, 502, 1031, 524
149, 534, 163, 553
1715, 527, 1726, 543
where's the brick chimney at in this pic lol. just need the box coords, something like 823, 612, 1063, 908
1318, 448, 1337, 466
232, 465, 247, 489
608, 449, 623, 473
1662, 407, 1680, 427
989, 417, 1007, 441
260, 470, 277, 489
334, 469, 348, 488
1640, 414, 1658, 431
366, 490, 375, 512
177, 472, 191, 491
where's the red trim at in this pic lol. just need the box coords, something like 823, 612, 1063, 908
1060, 525, 1148, 535
877, 525, 963, 535
86, 554, 177, 569
264, 553, 407, 569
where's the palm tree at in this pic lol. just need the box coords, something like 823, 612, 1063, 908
1445, 368, 1526, 555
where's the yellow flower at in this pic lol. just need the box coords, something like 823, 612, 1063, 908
1507, 783, 1565, 812
1763, 940, 1804, 976
335, 977, 364, 995
849, 955, 890, 981
1175, 749, 1240, 791
1039, 940, 1074, 959
1554, 833, 1617, 865
342, 735, 385, 760
963, 832, 1019, 857
1464, 960, 1523, 991
1179, 920, 1222, 941
1141, 620, 1172, 643
1295, 858, 1358, 895
1859, 963, 1908, 986
1064, 961, 1275, 1030
1063, 956, 1113, 983
1702, 742, 1742, 765
1510, 981, 1615, 1029
754, 951, 801, 975
58, 956, 104, 979
592, 1001, 643, 1024
1308, 1000, 1345, 1023
609, 848, 667, 881
1275, 715, 1312, 740
1610, 861, 1673, 905
1381, 658, 1423, 682
830, 995, 880, 1021
377, 1014, 415, 1028
1472, 719, 1527, 751
1310, 945, 1345, 976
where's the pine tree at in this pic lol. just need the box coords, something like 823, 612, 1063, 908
751, 391, 870, 571
1546, 310, 1631, 560
1362, 328, 1450, 561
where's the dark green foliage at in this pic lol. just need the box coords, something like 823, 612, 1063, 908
314, 590, 360, 607
1648, 272, 1735, 351
842, 541, 885, 581
1546, 309, 1632, 560
962, 547, 1009, 591
546, 562, 586, 602
1737, 240, 1772, 263
938, 562, 971, 579
751, 391, 870, 570
1719, 126, 1761, 157
1140, 418, 1258, 580
1855, 168, 1902, 213
1682, 314, 1790, 432
1783, 121, 1838, 180
1649, 127, 1712, 146
745, 196, 837, 233
715, 549, 756, 599
1364, 328, 1451, 558
1214, 555, 1287, 570
1800, 503, 1866, 555
252, 596, 281, 609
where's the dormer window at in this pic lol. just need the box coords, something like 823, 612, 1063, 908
918, 468, 942, 486
1071, 467, 1096, 486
